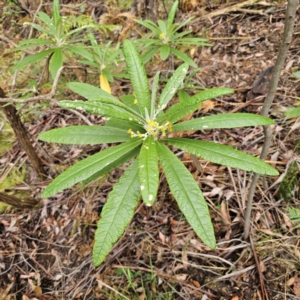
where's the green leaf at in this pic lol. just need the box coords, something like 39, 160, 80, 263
41, 139, 142, 198
193, 87, 234, 103
59, 100, 142, 123
172, 17, 194, 33
66, 25, 95, 37
67, 84, 141, 119
160, 45, 170, 61
24, 22, 53, 37
172, 113, 275, 132
170, 30, 191, 40
285, 106, 300, 118
178, 90, 191, 102
37, 11, 56, 33
67, 82, 117, 101
176, 37, 211, 46
13, 49, 55, 72
49, 48, 63, 79
141, 46, 160, 64
123, 40, 151, 117
7, 39, 54, 51
38, 126, 131, 144
158, 63, 189, 112
120, 95, 140, 113
93, 159, 141, 266
170, 48, 197, 68
54, 17, 64, 40
139, 136, 159, 206
66, 45, 93, 61
52, 0, 60, 25
156, 142, 216, 249
167, 0, 178, 29
134, 19, 161, 35
151, 72, 160, 119
83, 146, 140, 185
105, 119, 144, 133
158, 87, 234, 124
165, 138, 279, 176
157, 20, 167, 33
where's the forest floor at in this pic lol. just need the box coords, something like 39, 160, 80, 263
0, 0, 300, 299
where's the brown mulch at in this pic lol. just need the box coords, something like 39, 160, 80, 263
1, 1, 300, 299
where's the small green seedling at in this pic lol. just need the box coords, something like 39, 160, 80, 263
8, 0, 93, 79
38, 40, 278, 266
285, 106, 300, 118
79, 33, 125, 93
134, 0, 210, 66
287, 207, 300, 229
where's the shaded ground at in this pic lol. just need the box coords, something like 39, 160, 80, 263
0, 0, 300, 299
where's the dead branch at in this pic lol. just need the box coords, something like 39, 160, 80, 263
243, 0, 298, 239
193, 0, 272, 22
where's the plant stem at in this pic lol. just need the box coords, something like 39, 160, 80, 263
243, 0, 298, 239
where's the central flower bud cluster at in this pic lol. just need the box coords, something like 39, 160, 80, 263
127, 120, 172, 140
159, 32, 169, 44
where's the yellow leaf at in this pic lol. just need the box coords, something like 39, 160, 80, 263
100, 74, 111, 94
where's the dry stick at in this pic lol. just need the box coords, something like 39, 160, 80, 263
0, 66, 64, 104
0, 87, 47, 178
192, 0, 271, 22
0, 191, 39, 209
243, 0, 298, 239
250, 235, 269, 300
0, 67, 64, 208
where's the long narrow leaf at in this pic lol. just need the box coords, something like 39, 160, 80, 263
172, 113, 275, 132
141, 46, 160, 64
24, 22, 53, 36
156, 142, 216, 249
10, 39, 54, 49
165, 138, 279, 176
151, 72, 160, 119
158, 87, 234, 124
123, 40, 151, 117
41, 139, 142, 198
67, 82, 117, 101
157, 20, 167, 33
13, 49, 55, 71
134, 19, 161, 35
170, 48, 197, 68
160, 45, 170, 61
38, 126, 131, 144
52, 0, 60, 25
139, 136, 159, 206
93, 159, 141, 266
105, 119, 144, 133
68, 83, 144, 122
158, 63, 189, 112
172, 17, 194, 33
167, 0, 178, 29
37, 11, 56, 33
66, 45, 93, 61
83, 146, 140, 185
59, 100, 143, 123
49, 48, 63, 79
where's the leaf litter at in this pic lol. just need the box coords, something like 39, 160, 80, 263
0, 0, 300, 299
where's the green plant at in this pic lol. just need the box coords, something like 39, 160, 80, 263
38, 40, 278, 266
287, 207, 300, 228
285, 105, 300, 118
134, 0, 210, 67
79, 33, 125, 93
7, 0, 93, 79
